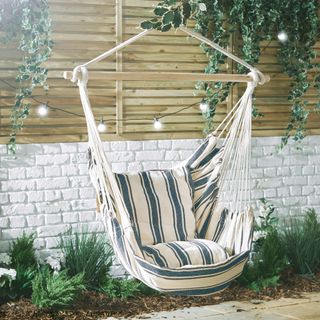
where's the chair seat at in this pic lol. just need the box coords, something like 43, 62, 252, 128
142, 239, 229, 269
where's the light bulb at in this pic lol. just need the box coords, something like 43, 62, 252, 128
97, 119, 107, 133
277, 31, 288, 44
200, 100, 209, 112
153, 118, 162, 130
37, 104, 49, 117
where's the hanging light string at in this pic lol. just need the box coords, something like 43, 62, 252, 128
1, 78, 208, 131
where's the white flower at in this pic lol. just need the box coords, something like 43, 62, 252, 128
198, 3, 207, 11
0, 268, 17, 281
253, 230, 267, 242
0, 253, 12, 266
46, 256, 61, 272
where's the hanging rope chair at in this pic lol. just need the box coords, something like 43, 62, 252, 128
64, 27, 269, 296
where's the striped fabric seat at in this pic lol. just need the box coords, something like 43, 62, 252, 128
115, 166, 196, 246
143, 239, 229, 268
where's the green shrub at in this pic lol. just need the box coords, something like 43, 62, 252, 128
7, 266, 36, 299
101, 277, 141, 300
7, 233, 37, 298
238, 229, 287, 291
10, 233, 37, 270
280, 208, 320, 275
31, 266, 85, 309
238, 199, 287, 291
60, 233, 113, 289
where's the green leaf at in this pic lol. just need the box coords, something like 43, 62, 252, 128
182, 1, 191, 19
140, 20, 154, 29
173, 10, 182, 28
162, 10, 174, 25
154, 6, 168, 16
161, 23, 172, 32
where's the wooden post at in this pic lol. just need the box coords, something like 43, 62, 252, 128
116, 0, 123, 136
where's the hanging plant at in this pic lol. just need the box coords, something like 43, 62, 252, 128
0, 0, 53, 154
141, 0, 320, 147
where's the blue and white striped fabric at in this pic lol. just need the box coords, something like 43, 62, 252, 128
78, 61, 255, 296
143, 239, 229, 268
114, 166, 196, 245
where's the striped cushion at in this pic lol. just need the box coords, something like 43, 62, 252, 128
115, 166, 195, 246
143, 239, 229, 268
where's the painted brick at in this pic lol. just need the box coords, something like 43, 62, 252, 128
0, 217, 9, 228
1, 179, 35, 192
143, 141, 158, 150
45, 166, 62, 177
27, 215, 45, 227
111, 141, 127, 151
136, 150, 165, 161
45, 214, 62, 225
112, 162, 127, 173
63, 212, 79, 223
28, 191, 44, 202
0, 193, 9, 205
61, 164, 79, 176
127, 141, 142, 151
172, 140, 200, 150
62, 189, 79, 200
37, 177, 69, 190
165, 151, 180, 161
45, 190, 62, 201
42, 144, 61, 154
0, 135, 319, 278
257, 156, 283, 168
26, 167, 44, 178
9, 192, 26, 203
10, 216, 26, 228
158, 140, 172, 149
127, 162, 142, 171
2, 204, 36, 216
61, 144, 77, 153
38, 224, 71, 237
9, 167, 26, 179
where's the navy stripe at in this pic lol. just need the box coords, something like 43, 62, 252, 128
136, 251, 249, 278
115, 174, 142, 245
139, 172, 164, 243
161, 171, 187, 241
197, 147, 221, 168
166, 242, 191, 266
186, 138, 210, 168
143, 246, 168, 268
191, 240, 213, 264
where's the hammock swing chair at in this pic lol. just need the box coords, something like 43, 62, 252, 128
64, 26, 270, 296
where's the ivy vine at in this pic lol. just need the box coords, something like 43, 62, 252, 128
0, 0, 53, 154
141, 0, 320, 146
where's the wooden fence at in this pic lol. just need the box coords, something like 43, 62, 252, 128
0, 0, 319, 144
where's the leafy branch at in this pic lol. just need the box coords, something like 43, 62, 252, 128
141, 0, 320, 147
0, 0, 53, 154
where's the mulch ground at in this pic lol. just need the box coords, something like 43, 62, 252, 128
1, 272, 319, 320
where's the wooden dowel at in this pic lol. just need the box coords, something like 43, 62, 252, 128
63, 71, 268, 83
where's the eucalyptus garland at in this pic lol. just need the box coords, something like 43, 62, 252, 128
0, 0, 53, 154
141, 0, 320, 146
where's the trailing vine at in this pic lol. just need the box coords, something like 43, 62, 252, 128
141, 0, 320, 146
0, 0, 53, 154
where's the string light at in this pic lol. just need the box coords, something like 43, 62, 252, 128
153, 117, 162, 130
277, 31, 288, 44
37, 103, 49, 117
200, 99, 209, 112
97, 118, 107, 132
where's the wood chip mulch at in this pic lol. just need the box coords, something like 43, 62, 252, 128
1, 272, 319, 320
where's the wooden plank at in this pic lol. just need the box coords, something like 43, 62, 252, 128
116, 0, 123, 136
63, 71, 254, 82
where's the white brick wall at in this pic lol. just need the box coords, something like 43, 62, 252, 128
0, 136, 319, 269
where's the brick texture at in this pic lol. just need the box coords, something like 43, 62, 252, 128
0, 136, 319, 275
